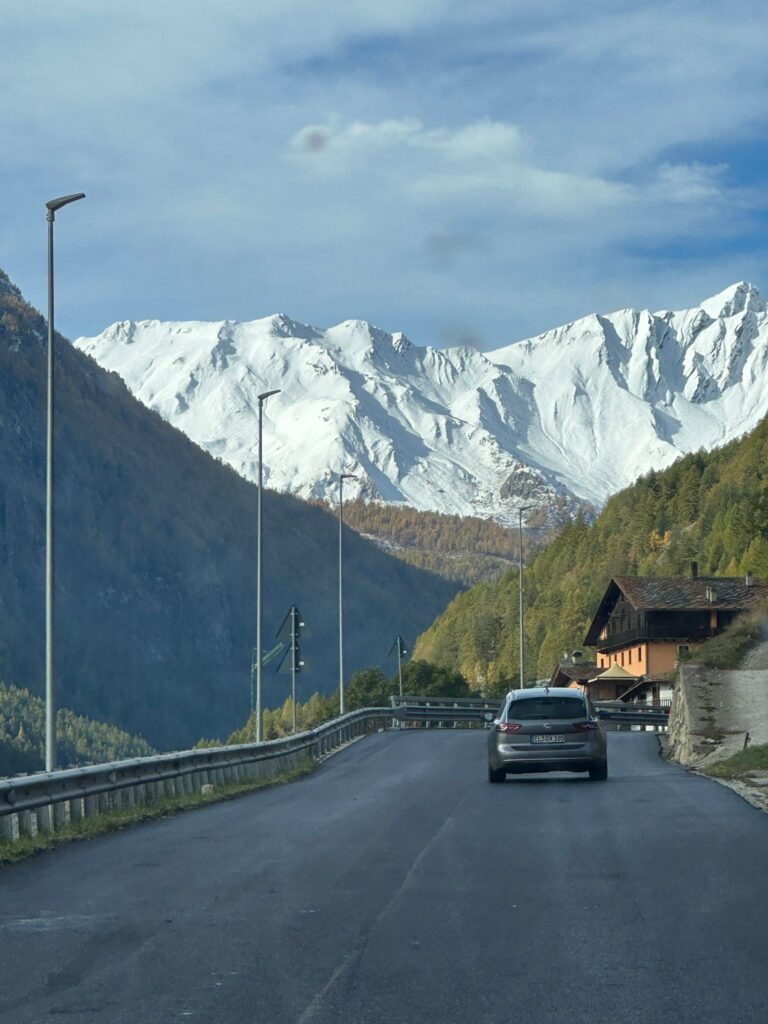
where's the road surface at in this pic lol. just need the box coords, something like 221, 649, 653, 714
1, 730, 767, 1023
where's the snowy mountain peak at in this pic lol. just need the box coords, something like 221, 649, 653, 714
74, 285, 768, 523
697, 281, 765, 320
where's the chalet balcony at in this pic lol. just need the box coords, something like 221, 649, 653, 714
598, 615, 715, 654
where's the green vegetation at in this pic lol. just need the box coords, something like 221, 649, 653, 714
704, 744, 768, 780
684, 609, 768, 670
221, 660, 470, 742
0, 757, 315, 866
415, 416, 768, 690
0, 681, 155, 777
317, 497, 560, 586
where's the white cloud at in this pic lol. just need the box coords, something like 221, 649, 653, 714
0, 1, 766, 348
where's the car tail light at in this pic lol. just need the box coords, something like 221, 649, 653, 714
573, 721, 599, 732
496, 722, 522, 733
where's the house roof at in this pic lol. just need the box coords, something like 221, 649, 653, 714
588, 663, 638, 682
583, 575, 768, 646
549, 662, 599, 685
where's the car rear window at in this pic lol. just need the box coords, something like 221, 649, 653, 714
507, 697, 587, 721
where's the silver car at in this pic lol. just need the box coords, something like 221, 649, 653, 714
487, 687, 607, 782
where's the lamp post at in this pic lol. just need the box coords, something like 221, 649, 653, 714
517, 505, 534, 691
255, 388, 281, 742
337, 472, 357, 714
45, 192, 85, 773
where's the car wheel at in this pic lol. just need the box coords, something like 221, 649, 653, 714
589, 761, 608, 781
488, 765, 506, 784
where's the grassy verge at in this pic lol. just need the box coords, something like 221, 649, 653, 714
685, 609, 767, 670
703, 744, 768, 780
0, 757, 316, 867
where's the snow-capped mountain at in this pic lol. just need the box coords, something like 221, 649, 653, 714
74, 282, 768, 524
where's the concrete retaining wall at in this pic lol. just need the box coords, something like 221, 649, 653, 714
667, 664, 768, 768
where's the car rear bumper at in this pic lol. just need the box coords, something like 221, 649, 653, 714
489, 738, 606, 773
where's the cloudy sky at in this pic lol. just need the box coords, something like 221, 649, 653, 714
1, 0, 766, 348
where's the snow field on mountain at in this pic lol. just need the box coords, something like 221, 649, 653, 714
75, 282, 768, 523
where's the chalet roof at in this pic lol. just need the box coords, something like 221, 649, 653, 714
549, 662, 599, 685
583, 575, 768, 646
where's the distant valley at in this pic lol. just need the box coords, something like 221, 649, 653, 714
0, 269, 457, 751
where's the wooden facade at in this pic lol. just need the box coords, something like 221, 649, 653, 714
584, 572, 767, 687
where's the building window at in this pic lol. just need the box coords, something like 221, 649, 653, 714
637, 646, 642, 661
628, 649, 632, 665
620, 652, 625, 666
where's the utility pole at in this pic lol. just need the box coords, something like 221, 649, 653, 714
276, 605, 304, 733
388, 635, 407, 696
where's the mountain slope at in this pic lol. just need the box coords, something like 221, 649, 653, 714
0, 269, 457, 750
0, 681, 155, 777
75, 282, 768, 521
414, 413, 768, 690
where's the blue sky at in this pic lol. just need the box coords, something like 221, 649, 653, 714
1, 0, 766, 348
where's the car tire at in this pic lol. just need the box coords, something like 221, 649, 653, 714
488, 765, 506, 784
589, 761, 608, 781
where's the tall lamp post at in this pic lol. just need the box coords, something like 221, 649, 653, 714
517, 505, 534, 691
337, 472, 357, 714
255, 388, 281, 742
45, 192, 85, 773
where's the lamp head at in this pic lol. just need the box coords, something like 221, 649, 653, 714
258, 388, 281, 403
46, 193, 86, 214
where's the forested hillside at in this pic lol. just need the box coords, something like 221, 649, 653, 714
414, 417, 768, 690
0, 269, 457, 751
317, 498, 562, 585
0, 682, 155, 777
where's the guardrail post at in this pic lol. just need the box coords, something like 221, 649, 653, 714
37, 804, 55, 833
0, 812, 20, 842
20, 809, 39, 837
54, 800, 71, 829
70, 796, 86, 821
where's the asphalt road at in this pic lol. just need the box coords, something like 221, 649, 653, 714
1, 730, 767, 1024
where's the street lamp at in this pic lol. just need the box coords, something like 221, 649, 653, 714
255, 388, 281, 742
45, 192, 85, 773
517, 505, 534, 691
337, 471, 357, 714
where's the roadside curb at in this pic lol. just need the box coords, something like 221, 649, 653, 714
692, 772, 768, 816
659, 734, 768, 816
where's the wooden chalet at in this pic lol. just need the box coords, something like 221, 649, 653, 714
583, 566, 768, 679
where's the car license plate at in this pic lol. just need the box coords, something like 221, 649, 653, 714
532, 734, 566, 744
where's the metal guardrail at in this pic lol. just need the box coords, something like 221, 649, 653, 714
390, 695, 499, 726
389, 696, 672, 727
592, 700, 671, 726
0, 708, 393, 844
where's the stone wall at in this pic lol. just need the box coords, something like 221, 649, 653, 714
666, 663, 768, 768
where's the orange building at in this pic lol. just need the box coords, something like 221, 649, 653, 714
583, 569, 767, 680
